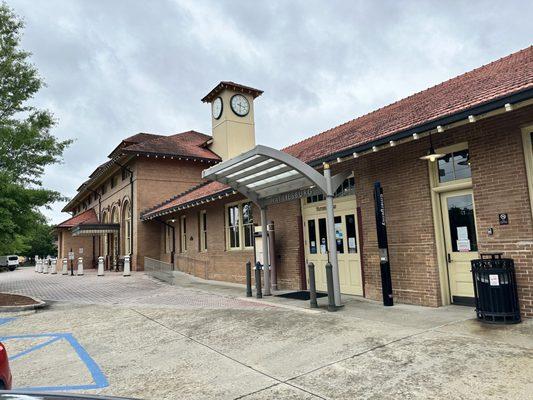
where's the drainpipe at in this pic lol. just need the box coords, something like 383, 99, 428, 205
156, 218, 176, 270
113, 160, 134, 260
87, 187, 102, 267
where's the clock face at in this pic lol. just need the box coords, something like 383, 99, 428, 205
230, 94, 250, 117
212, 97, 223, 119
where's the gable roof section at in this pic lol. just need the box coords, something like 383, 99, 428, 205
284, 46, 533, 164
141, 46, 533, 219
121, 130, 221, 162
56, 209, 98, 228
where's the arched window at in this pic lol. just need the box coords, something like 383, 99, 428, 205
102, 211, 109, 255
111, 206, 120, 255
122, 201, 131, 255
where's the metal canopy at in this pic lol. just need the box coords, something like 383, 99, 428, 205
202, 145, 348, 207
202, 145, 349, 306
72, 223, 120, 237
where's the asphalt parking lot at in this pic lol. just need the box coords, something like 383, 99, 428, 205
1, 267, 532, 399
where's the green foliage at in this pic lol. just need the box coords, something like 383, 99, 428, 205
0, 2, 71, 255
24, 220, 57, 257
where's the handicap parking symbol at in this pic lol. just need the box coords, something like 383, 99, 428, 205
0, 332, 109, 391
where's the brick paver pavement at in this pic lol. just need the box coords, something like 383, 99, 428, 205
0, 267, 266, 309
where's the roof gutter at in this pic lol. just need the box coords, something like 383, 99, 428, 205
308, 87, 533, 167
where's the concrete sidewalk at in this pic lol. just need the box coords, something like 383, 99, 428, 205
1, 267, 532, 399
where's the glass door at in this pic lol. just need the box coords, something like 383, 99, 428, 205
440, 189, 479, 305
302, 196, 363, 295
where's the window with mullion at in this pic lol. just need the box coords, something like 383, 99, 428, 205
227, 205, 240, 249
242, 202, 254, 248
199, 211, 207, 251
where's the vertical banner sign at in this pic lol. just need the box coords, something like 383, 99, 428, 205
373, 182, 394, 306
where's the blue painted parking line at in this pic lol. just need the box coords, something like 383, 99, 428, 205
0, 317, 16, 326
0, 332, 109, 391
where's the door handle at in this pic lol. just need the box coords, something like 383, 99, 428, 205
447, 253, 452, 263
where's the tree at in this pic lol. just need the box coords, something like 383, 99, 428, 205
0, 3, 71, 255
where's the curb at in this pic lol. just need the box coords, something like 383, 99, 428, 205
0, 293, 47, 312
237, 297, 322, 314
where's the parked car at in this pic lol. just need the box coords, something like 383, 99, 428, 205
0, 342, 12, 390
17, 256, 26, 266
0, 256, 18, 271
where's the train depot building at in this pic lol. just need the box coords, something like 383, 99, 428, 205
58, 47, 533, 317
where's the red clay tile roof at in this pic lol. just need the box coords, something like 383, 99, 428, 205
143, 47, 533, 219
142, 181, 232, 219
202, 81, 263, 103
56, 209, 98, 228
122, 130, 221, 161
284, 46, 533, 163
108, 132, 164, 157
123, 132, 163, 144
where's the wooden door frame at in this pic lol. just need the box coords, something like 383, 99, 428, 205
301, 194, 363, 295
521, 124, 533, 220
428, 142, 472, 306
439, 188, 479, 303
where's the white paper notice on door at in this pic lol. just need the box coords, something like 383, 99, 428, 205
457, 226, 469, 240
348, 237, 356, 250
457, 239, 471, 252
489, 274, 500, 286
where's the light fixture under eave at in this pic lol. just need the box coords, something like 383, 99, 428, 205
419, 131, 445, 162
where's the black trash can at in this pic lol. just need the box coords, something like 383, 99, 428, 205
471, 253, 521, 324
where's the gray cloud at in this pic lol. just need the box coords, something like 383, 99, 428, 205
7, 0, 533, 223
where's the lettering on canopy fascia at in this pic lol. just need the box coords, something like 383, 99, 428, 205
263, 187, 322, 206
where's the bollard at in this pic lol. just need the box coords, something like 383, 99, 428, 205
254, 262, 263, 299
325, 262, 337, 312
308, 262, 318, 308
36, 258, 42, 273
51, 259, 57, 274
43, 259, 49, 274
97, 256, 104, 276
62, 259, 68, 275
123, 255, 131, 277
34, 256, 39, 272
77, 257, 84, 276
245, 261, 252, 297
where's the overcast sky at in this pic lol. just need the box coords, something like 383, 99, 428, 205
8, 0, 533, 224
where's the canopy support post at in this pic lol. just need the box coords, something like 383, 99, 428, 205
324, 164, 342, 307
261, 206, 271, 296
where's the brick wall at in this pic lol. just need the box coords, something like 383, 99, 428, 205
62, 156, 207, 271
134, 157, 207, 269
135, 105, 533, 316
466, 107, 533, 317
57, 229, 96, 271
149, 195, 304, 290
330, 105, 533, 314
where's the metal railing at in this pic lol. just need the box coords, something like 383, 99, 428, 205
144, 257, 173, 283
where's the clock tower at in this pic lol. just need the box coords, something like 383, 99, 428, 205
202, 81, 263, 161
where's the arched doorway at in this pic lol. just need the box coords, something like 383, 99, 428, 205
122, 200, 131, 256
102, 211, 109, 262
110, 206, 120, 270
